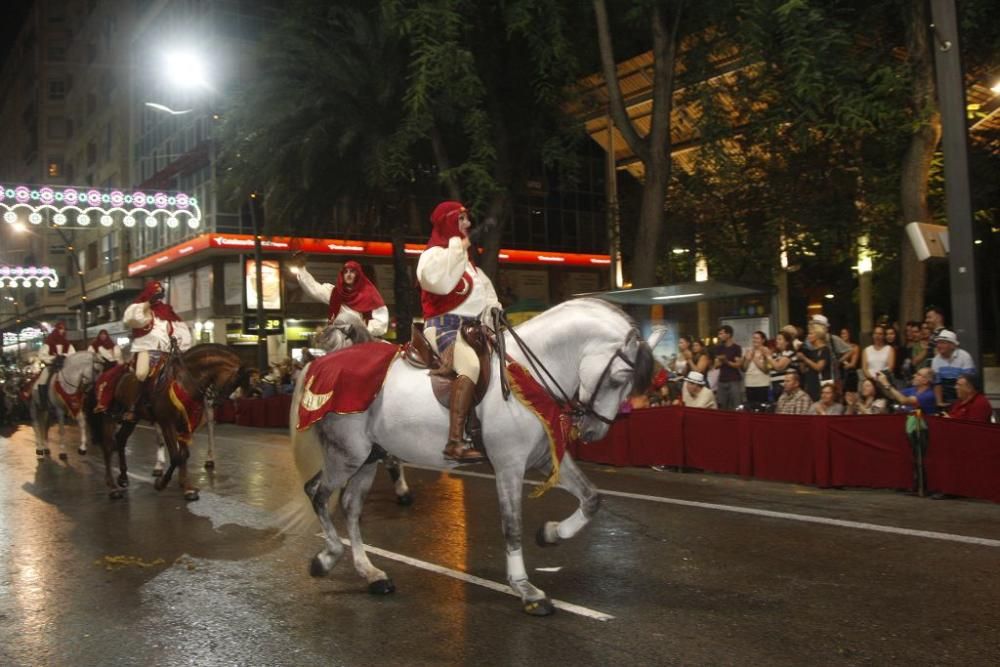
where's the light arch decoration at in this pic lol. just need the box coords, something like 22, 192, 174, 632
0, 184, 202, 230
0, 266, 59, 288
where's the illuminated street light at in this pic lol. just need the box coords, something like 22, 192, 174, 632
144, 101, 193, 116
163, 50, 210, 90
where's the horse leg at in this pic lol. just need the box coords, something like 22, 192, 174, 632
535, 454, 602, 547
113, 420, 136, 490
162, 423, 198, 501
153, 424, 178, 492
76, 408, 88, 455
204, 401, 216, 470
56, 405, 68, 460
341, 462, 394, 593
307, 423, 367, 578
152, 425, 166, 477
384, 456, 412, 506
495, 465, 554, 616
98, 416, 126, 499
30, 394, 48, 459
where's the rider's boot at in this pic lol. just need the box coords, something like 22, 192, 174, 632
443, 376, 487, 463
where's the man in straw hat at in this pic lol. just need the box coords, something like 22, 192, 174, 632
930, 329, 975, 406
678, 371, 717, 409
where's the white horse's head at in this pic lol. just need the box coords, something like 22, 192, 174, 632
314, 311, 372, 353
542, 299, 654, 442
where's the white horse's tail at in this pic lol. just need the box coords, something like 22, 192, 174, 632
278, 361, 325, 535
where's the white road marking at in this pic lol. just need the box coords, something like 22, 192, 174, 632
335, 537, 614, 622
403, 464, 1000, 549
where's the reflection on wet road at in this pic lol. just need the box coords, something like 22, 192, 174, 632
1, 422, 998, 666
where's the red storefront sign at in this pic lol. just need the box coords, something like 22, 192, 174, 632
128, 233, 611, 276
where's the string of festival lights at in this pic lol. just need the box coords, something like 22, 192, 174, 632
0, 184, 202, 229
0, 266, 59, 288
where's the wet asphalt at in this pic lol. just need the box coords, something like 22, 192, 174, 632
0, 421, 998, 667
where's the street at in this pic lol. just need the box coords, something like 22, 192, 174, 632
1, 421, 998, 666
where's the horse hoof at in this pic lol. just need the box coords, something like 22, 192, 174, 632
184, 490, 200, 502
309, 556, 330, 578
35, 449, 45, 459
154, 478, 167, 492
117, 476, 130, 488
58, 453, 68, 461
396, 492, 414, 507
109, 489, 125, 500
523, 598, 555, 617
42, 448, 51, 455
368, 578, 396, 595
536, 523, 558, 548
151, 468, 164, 478
204, 460, 215, 470
77, 448, 87, 456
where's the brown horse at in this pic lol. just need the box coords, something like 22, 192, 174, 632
85, 343, 249, 500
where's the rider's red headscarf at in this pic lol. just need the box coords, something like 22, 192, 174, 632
427, 201, 467, 249
45, 321, 69, 356
134, 279, 181, 322
91, 329, 114, 351
328, 260, 384, 320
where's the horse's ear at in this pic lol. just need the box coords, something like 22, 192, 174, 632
646, 326, 667, 349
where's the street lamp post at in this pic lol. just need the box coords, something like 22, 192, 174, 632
249, 194, 268, 373
929, 0, 981, 367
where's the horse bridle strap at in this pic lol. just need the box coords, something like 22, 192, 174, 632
494, 309, 637, 425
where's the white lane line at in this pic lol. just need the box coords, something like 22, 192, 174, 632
335, 537, 615, 622
403, 464, 1000, 549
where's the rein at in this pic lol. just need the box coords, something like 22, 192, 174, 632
493, 309, 638, 425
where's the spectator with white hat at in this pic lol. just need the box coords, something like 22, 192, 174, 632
930, 329, 975, 406
807, 314, 852, 387
677, 371, 717, 409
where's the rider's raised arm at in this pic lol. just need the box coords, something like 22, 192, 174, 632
123, 301, 152, 329
295, 266, 334, 304
416, 240, 467, 295
367, 305, 390, 337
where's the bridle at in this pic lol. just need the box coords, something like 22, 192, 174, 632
496, 309, 639, 426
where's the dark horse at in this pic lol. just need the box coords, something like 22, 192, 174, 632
85, 344, 248, 500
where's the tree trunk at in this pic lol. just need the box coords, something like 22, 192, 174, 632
593, 0, 681, 288
391, 205, 418, 344
898, 0, 942, 325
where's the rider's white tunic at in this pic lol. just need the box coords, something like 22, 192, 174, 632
38, 342, 75, 364
295, 266, 389, 337
94, 345, 124, 364
122, 302, 193, 352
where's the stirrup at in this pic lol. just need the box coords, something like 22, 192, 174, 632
443, 440, 486, 463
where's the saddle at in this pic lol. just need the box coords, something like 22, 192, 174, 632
403, 323, 493, 450
403, 323, 492, 407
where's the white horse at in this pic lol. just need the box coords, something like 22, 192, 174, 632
291, 298, 656, 615
31, 350, 109, 460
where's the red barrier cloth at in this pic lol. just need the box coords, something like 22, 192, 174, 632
748, 413, 822, 485
570, 407, 999, 503
682, 408, 746, 475
827, 415, 912, 489
925, 417, 1000, 502
627, 406, 684, 466
215, 400, 236, 423
297, 342, 400, 431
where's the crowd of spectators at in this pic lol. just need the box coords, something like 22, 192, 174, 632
628, 307, 994, 424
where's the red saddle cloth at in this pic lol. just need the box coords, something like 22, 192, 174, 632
94, 364, 128, 413
168, 380, 204, 442
53, 378, 83, 418
297, 342, 401, 431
